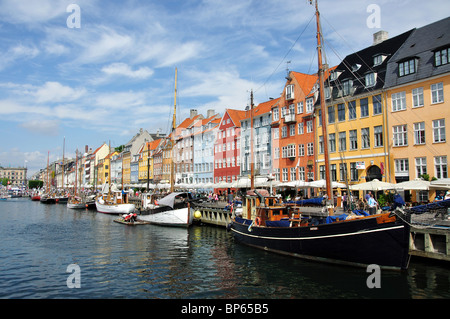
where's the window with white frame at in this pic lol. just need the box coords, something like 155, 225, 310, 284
299, 167, 305, 181
348, 101, 356, 120
329, 133, 336, 152
339, 163, 347, 181
337, 103, 345, 121
274, 147, 279, 159
281, 106, 287, 118
373, 95, 382, 115
289, 103, 295, 115
392, 91, 406, 111
365, 72, 376, 87
273, 128, 279, 139
282, 144, 296, 158
318, 136, 324, 154
298, 144, 305, 156
307, 143, 314, 156
286, 84, 294, 100
282, 126, 287, 138
273, 107, 279, 121
435, 156, 447, 178
414, 122, 426, 145
342, 80, 353, 96
306, 98, 314, 113
412, 87, 424, 108
433, 119, 446, 143
298, 122, 304, 135
360, 98, 369, 117
290, 167, 296, 181
274, 168, 280, 181
297, 101, 303, 114
374, 125, 383, 147
415, 157, 427, 178
282, 168, 288, 181
306, 120, 313, 133
395, 158, 409, 177
431, 82, 444, 104
289, 124, 295, 136
393, 125, 408, 146
350, 162, 358, 181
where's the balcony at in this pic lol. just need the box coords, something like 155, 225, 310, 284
284, 113, 296, 124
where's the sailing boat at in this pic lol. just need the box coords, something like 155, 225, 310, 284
139, 68, 195, 227
95, 144, 136, 214
229, 0, 411, 270
40, 151, 57, 204
56, 137, 69, 203
68, 150, 87, 209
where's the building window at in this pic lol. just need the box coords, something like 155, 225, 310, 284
318, 136, 324, 154
433, 119, 446, 143
319, 165, 325, 180
298, 122, 304, 135
348, 101, 356, 120
282, 144, 296, 158
435, 156, 447, 178
290, 167, 296, 181
392, 91, 406, 112
395, 159, 409, 177
297, 101, 303, 114
339, 163, 347, 182
307, 143, 314, 156
286, 84, 294, 100
434, 47, 449, 66
339, 132, 346, 151
329, 133, 336, 152
337, 103, 345, 121
328, 106, 335, 124
374, 125, 383, 147
360, 98, 369, 117
299, 167, 305, 181
415, 157, 427, 178
398, 59, 417, 76
273, 128, 279, 139
331, 164, 337, 181
393, 125, 408, 147
361, 128, 370, 149
282, 126, 287, 138
412, 87, 424, 108
373, 54, 386, 66
289, 124, 295, 136
414, 122, 426, 145
306, 98, 314, 113
274, 147, 279, 159
282, 168, 288, 181
298, 144, 305, 157
373, 95, 382, 115
306, 120, 313, 133
431, 82, 444, 104
342, 80, 353, 96
350, 162, 358, 181
274, 168, 280, 181
349, 129, 358, 150
273, 107, 279, 121
365, 72, 376, 87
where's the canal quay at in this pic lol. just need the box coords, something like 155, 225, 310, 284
0, 197, 449, 302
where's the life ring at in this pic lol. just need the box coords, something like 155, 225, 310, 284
255, 217, 261, 226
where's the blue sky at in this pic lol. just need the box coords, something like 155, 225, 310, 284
0, 0, 448, 176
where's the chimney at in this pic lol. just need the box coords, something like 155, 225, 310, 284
207, 109, 215, 118
190, 109, 198, 119
373, 30, 388, 45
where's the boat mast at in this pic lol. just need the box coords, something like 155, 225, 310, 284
250, 90, 255, 190
170, 67, 177, 193
313, 0, 333, 214
62, 136, 65, 192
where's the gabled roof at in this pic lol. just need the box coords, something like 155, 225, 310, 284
224, 109, 247, 128
290, 72, 319, 97
242, 97, 280, 120
385, 17, 450, 88
330, 29, 414, 97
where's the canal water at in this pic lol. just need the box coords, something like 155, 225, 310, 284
1, 198, 449, 300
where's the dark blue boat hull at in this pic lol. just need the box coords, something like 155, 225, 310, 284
231, 214, 410, 270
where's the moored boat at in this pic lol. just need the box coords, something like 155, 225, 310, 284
139, 192, 194, 227
95, 182, 135, 215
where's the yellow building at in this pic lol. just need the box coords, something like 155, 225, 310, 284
138, 139, 162, 185
384, 17, 450, 202
316, 30, 413, 199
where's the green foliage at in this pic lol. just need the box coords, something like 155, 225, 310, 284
29, 180, 44, 189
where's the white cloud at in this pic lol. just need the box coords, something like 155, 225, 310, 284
34, 82, 86, 103
19, 119, 60, 136
101, 63, 154, 79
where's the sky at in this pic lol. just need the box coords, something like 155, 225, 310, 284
0, 0, 448, 177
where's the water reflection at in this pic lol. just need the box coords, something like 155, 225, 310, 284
0, 198, 449, 299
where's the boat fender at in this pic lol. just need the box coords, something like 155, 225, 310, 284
248, 220, 254, 232
255, 217, 261, 226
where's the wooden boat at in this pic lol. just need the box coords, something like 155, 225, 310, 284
67, 196, 87, 209
40, 194, 56, 204
114, 213, 151, 225
139, 192, 194, 227
229, 1, 411, 270
95, 182, 135, 215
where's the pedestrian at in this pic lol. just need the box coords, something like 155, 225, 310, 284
368, 194, 378, 215
342, 192, 348, 211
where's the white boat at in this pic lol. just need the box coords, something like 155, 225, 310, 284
139, 192, 194, 227
95, 182, 135, 215
67, 196, 87, 209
